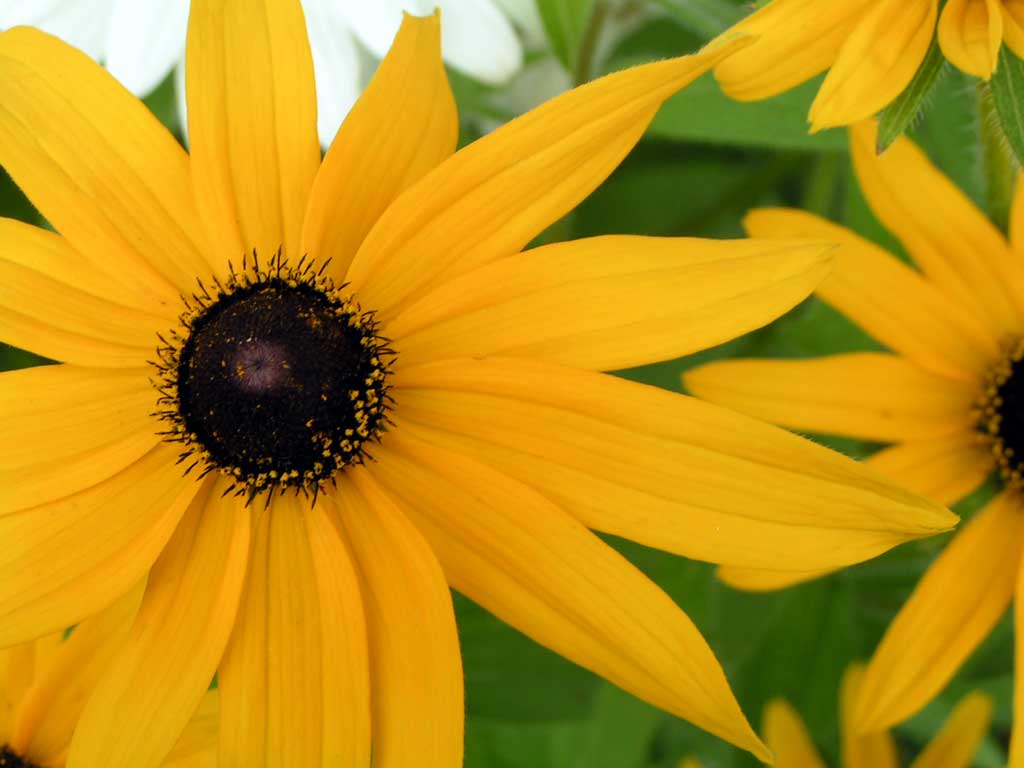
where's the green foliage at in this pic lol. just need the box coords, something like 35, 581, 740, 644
991, 45, 1024, 166
457, 594, 599, 721
535, 0, 598, 75
877, 37, 947, 154
649, 76, 847, 152
651, 0, 744, 37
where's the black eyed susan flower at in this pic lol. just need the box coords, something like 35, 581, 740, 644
714, 0, 1024, 131
0, 1, 957, 765
686, 120, 1024, 760
0, 588, 216, 768
681, 664, 992, 767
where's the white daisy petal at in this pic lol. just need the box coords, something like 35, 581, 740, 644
303, 0, 361, 146
434, 0, 522, 82
339, 0, 522, 84
1, 0, 115, 61
174, 56, 188, 142
104, 0, 189, 96
490, 0, 546, 48
0, 0, 64, 28
334, 0, 407, 61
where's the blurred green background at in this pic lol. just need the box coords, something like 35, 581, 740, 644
1, 1, 1011, 766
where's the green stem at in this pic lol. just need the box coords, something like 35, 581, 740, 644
574, 1, 610, 86
979, 82, 1017, 233
800, 154, 842, 219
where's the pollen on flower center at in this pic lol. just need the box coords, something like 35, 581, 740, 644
152, 252, 393, 500
0, 745, 40, 768
978, 338, 1024, 489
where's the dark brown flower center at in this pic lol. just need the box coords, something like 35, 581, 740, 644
152, 253, 392, 500
0, 745, 40, 768
979, 339, 1024, 488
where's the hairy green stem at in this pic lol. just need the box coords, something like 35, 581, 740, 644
574, 1, 610, 86
979, 82, 1017, 233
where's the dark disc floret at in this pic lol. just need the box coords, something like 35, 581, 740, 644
152, 252, 393, 500
0, 746, 40, 768
979, 338, 1024, 489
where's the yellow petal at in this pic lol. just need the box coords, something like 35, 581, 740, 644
1012, 557, 1024, 768
718, 437, 996, 592
854, 492, 1024, 732
1004, 1, 1024, 58
841, 665, 898, 768
850, 121, 1024, 336
762, 699, 825, 768
339, 470, 464, 768
1011, 173, 1024, 257
394, 358, 956, 571
809, 0, 938, 130
725, 429, 1000, 608
0, 218, 172, 313
1, 365, 159, 511
938, 0, 1003, 79
683, 353, 977, 442
744, 208, 997, 381
303, 499, 372, 768
68, 479, 249, 768
218, 498, 370, 768
162, 690, 218, 768
0, 27, 211, 302
367, 430, 770, 762
0, 641, 37, 745
302, 12, 456, 280
0, 444, 197, 647
0, 258, 165, 369
186, 0, 319, 263
388, 236, 831, 370
13, 584, 143, 766
910, 691, 993, 768
344, 38, 749, 322
863, 435, 995, 507
716, 566, 835, 593
713, 0, 872, 101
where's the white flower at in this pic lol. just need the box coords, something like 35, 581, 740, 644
0, 0, 527, 144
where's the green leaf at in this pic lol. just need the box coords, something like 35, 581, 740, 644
535, 0, 597, 73
648, 74, 846, 151
604, 16, 704, 64
0, 343, 51, 373
465, 718, 585, 768
0, 165, 38, 226
990, 45, 1024, 165
571, 684, 662, 768
651, 0, 744, 38
142, 72, 182, 141
877, 36, 947, 153
909, 68, 986, 209
456, 594, 599, 722
464, 683, 661, 768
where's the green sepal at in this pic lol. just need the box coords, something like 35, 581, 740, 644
876, 35, 947, 154
991, 45, 1024, 166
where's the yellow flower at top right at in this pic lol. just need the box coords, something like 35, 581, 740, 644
685, 120, 1024, 762
715, 0, 1024, 131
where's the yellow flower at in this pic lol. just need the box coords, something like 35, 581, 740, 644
680, 664, 992, 768
0, 1, 956, 765
0, 589, 216, 768
686, 120, 1024, 756
763, 664, 991, 768
714, 0, 1024, 131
